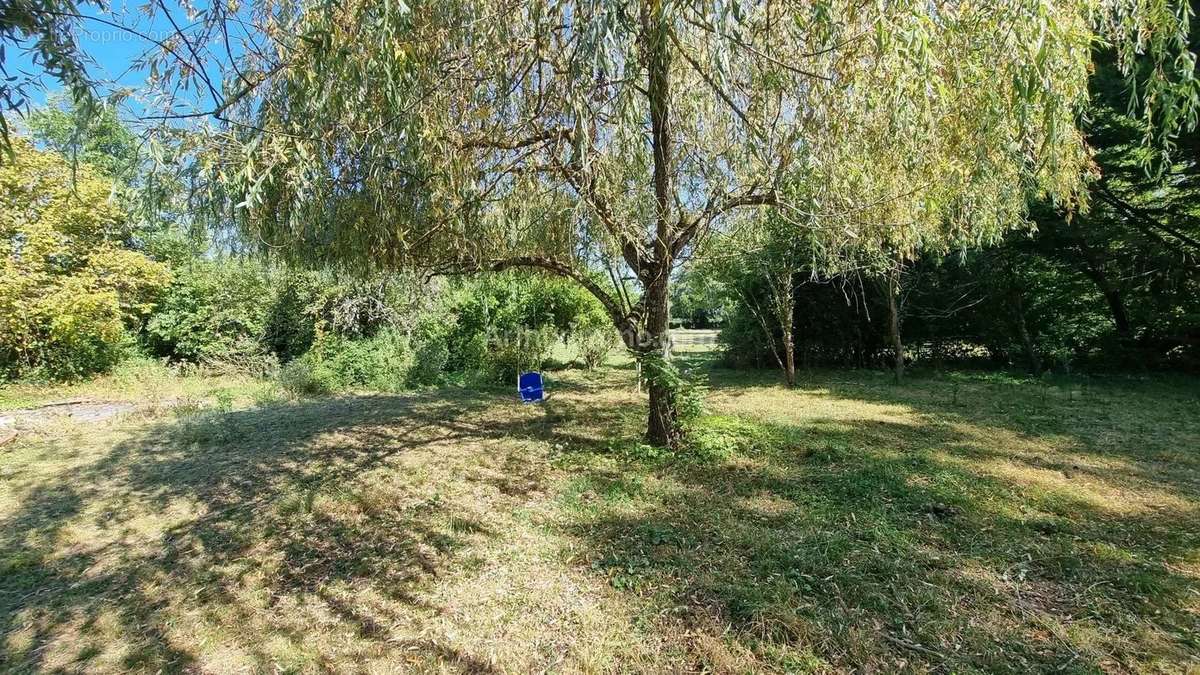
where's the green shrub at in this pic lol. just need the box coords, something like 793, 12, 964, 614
1, 139, 170, 381
212, 388, 236, 413
278, 358, 338, 397
282, 329, 413, 394
145, 260, 275, 365
326, 331, 412, 391
29, 285, 134, 380
264, 271, 428, 363
200, 335, 281, 377
687, 415, 771, 460
408, 330, 450, 386
573, 326, 617, 369
485, 326, 558, 382
263, 273, 320, 362
434, 273, 610, 382
251, 383, 284, 407
470, 332, 495, 372
109, 356, 176, 384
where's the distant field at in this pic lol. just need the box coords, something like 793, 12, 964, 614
2, 357, 1198, 672
670, 328, 721, 352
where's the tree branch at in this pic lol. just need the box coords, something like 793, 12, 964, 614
672, 188, 778, 257
712, 190, 779, 216
549, 153, 647, 278
459, 127, 571, 151
667, 29, 757, 135
1095, 182, 1200, 254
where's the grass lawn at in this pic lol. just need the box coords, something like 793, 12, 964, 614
1, 355, 1198, 673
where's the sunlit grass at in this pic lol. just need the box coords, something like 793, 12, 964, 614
1, 356, 1197, 672
0, 358, 274, 412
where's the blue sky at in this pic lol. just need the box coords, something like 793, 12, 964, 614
11, 4, 157, 99
8, 1, 242, 127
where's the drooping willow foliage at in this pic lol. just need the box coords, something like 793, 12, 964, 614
154, 2, 1185, 281
11, 2, 1198, 268
0, 0, 100, 153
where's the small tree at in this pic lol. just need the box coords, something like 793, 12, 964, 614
0, 0, 96, 155
883, 258, 908, 381
0, 137, 170, 378
28, 96, 140, 181
704, 215, 807, 387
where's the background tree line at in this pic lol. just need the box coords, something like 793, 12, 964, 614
680, 24, 1200, 382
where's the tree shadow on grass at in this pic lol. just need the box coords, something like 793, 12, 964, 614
0, 388, 552, 673
561, 403, 1200, 671
699, 355, 1200, 500
3, 367, 1197, 673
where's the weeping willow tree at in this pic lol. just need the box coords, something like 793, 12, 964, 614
125, 0, 1195, 446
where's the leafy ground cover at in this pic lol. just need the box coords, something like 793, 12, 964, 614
2, 355, 1198, 672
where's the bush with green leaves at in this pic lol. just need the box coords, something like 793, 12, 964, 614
408, 339, 451, 387
144, 259, 276, 369
435, 273, 609, 382
322, 331, 412, 391
406, 319, 452, 386
573, 326, 617, 369
278, 358, 338, 397
264, 271, 435, 363
279, 329, 413, 396
263, 272, 321, 363
485, 325, 558, 382
0, 138, 171, 381
27, 283, 133, 380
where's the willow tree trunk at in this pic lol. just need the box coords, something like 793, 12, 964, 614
777, 270, 796, 386
1008, 274, 1042, 375
1071, 230, 1133, 340
780, 279, 796, 387
1095, 276, 1133, 339
1015, 307, 1042, 375
783, 331, 797, 388
1003, 256, 1041, 375
643, 272, 680, 448
641, 3, 680, 449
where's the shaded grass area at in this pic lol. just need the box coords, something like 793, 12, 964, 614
0, 384, 656, 672
1, 358, 1198, 672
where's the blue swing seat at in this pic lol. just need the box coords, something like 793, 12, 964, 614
518, 371, 546, 403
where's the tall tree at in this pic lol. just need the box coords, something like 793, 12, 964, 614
132, 0, 1195, 446
881, 257, 908, 382
28, 95, 139, 181
707, 218, 805, 387
0, 137, 170, 378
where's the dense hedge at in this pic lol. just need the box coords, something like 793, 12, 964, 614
716, 241, 1200, 374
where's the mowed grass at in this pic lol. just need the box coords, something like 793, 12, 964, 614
1, 356, 1198, 673
0, 358, 275, 412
